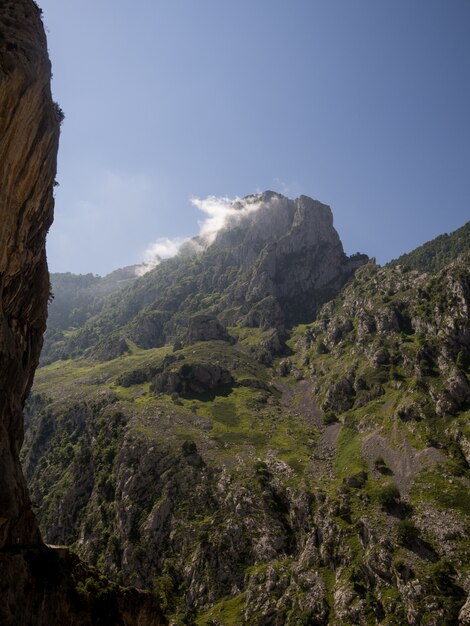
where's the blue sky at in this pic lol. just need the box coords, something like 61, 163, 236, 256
40, 0, 470, 275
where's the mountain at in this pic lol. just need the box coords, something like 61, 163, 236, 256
389, 219, 470, 273
14, 2, 470, 625
43, 192, 368, 364
42, 266, 139, 364
0, 2, 165, 624
48, 265, 139, 330
23, 201, 470, 624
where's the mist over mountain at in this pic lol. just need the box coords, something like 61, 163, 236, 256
43, 192, 368, 364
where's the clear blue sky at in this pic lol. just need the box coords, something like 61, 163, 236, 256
40, 0, 470, 275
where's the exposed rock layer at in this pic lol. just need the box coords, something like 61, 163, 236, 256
0, 0, 59, 549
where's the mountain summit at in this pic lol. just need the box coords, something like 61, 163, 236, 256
44, 192, 368, 363
197, 191, 367, 326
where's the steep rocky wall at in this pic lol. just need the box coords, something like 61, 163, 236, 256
0, 3, 167, 623
0, 0, 59, 548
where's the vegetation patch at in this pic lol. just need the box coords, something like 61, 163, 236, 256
196, 592, 246, 625
411, 466, 470, 516
334, 425, 366, 477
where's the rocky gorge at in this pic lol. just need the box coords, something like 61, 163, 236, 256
23, 202, 470, 624
1, 2, 469, 625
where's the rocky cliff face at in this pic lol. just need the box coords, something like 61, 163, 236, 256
0, 3, 166, 623
210, 192, 368, 328
0, 0, 59, 550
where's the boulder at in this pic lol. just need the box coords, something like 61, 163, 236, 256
187, 314, 233, 344
152, 363, 234, 395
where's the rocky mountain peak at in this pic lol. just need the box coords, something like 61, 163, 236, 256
43, 192, 368, 362
211, 191, 337, 254
207, 191, 367, 328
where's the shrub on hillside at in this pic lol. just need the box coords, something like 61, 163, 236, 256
322, 411, 338, 425
396, 518, 419, 547
376, 482, 400, 510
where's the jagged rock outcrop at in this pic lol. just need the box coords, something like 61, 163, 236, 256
213, 192, 368, 327
152, 362, 234, 395
187, 314, 234, 344
0, 2, 166, 623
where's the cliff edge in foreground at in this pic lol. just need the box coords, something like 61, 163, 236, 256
0, 2, 165, 623
0, 0, 58, 551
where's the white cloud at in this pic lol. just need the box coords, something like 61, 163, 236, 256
191, 194, 263, 243
136, 194, 265, 275
145, 236, 189, 259
135, 236, 190, 276
191, 195, 236, 242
